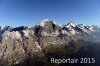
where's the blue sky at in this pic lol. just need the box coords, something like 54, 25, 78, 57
0, 0, 100, 27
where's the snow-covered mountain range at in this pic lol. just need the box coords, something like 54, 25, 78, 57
0, 19, 100, 42
0, 19, 100, 66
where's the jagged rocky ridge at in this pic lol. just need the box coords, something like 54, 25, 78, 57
0, 19, 100, 66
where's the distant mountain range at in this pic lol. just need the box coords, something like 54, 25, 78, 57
0, 19, 100, 66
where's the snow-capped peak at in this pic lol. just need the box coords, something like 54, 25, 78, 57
40, 19, 61, 27
75, 24, 96, 33
66, 22, 77, 28
40, 19, 50, 27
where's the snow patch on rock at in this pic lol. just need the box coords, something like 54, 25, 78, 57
3, 31, 21, 40
70, 29, 76, 35
41, 31, 60, 36
23, 30, 29, 37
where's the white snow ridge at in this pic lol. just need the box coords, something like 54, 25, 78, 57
40, 19, 50, 27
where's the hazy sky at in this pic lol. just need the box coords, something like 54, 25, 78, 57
0, 0, 100, 27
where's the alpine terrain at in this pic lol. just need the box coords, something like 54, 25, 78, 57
0, 19, 100, 66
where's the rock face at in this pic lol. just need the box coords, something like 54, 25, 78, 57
0, 19, 100, 66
